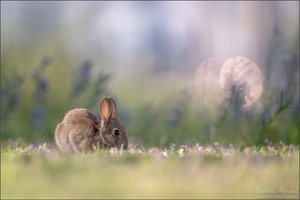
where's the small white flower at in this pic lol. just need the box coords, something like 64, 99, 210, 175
178, 148, 184, 157
162, 150, 168, 157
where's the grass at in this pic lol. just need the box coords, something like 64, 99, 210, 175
1, 142, 299, 199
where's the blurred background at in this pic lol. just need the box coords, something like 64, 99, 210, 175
1, 1, 299, 147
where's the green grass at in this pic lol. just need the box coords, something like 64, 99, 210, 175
1, 142, 299, 199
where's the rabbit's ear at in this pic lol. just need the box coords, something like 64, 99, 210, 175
109, 98, 117, 119
99, 97, 112, 123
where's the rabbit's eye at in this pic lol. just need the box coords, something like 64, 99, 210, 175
112, 128, 120, 136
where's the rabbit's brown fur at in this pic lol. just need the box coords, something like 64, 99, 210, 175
55, 97, 128, 153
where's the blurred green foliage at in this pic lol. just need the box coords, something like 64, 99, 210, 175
1, 51, 299, 147
1, 2, 299, 147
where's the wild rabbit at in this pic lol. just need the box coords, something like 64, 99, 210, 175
55, 97, 128, 153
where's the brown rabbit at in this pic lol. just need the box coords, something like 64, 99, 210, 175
55, 97, 128, 153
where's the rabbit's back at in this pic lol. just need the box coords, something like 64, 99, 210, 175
62, 108, 100, 125
55, 108, 101, 152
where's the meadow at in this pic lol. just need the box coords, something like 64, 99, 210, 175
1, 142, 299, 199
2, 38, 299, 199
1, 1, 299, 199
